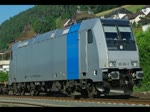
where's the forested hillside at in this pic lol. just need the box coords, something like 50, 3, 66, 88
0, 5, 120, 50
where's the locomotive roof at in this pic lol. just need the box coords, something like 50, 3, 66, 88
100, 18, 130, 26
12, 18, 130, 50
12, 26, 71, 50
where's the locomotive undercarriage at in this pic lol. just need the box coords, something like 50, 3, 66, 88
0, 69, 143, 97
98, 69, 144, 95
0, 80, 98, 98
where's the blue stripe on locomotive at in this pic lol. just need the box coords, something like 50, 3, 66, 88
67, 23, 81, 80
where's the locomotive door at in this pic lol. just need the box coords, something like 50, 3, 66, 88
79, 31, 88, 75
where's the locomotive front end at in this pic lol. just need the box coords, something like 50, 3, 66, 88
100, 19, 144, 95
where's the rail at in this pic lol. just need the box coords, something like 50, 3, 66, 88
0, 95, 149, 107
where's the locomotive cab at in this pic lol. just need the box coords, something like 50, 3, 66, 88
97, 19, 144, 95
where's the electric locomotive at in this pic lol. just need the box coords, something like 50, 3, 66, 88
7, 17, 144, 97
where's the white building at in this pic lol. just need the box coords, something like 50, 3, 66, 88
141, 7, 150, 15
142, 23, 150, 32
0, 51, 10, 72
0, 60, 9, 72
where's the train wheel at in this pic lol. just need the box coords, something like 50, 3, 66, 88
81, 89, 88, 98
66, 87, 72, 97
34, 90, 40, 96
87, 84, 96, 98
7, 90, 12, 95
46, 92, 51, 96
70, 93, 75, 99
21, 90, 25, 96
1, 87, 7, 95
30, 90, 35, 96
124, 87, 132, 96
46, 89, 51, 96
70, 91, 81, 99
30, 90, 39, 96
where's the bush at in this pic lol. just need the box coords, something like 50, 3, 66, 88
134, 28, 150, 92
0, 72, 8, 82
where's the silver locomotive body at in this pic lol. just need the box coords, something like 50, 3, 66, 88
9, 18, 143, 96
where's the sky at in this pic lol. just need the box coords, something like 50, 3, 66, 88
0, 5, 34, 25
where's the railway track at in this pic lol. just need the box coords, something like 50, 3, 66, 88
0, 102, 42, 107
0, 95, 150, 107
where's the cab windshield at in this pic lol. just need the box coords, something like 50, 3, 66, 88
118, 26, 134, 40
103, 26, 118, 40
103, 25, 136, 51
103, 25, 134, 40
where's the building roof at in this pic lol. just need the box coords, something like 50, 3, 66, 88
104, 7, 133, 18
71, 11, 96, 22
64, 6, 96, 27
145, 12, 150, 18
138, 18, 150, 25
138, 13, 150, 25
126, 11, 145, 20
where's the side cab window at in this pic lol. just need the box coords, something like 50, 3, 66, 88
88, 29, 93, 44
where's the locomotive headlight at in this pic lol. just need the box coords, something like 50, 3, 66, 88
109, 61, 116, 67
131, 61, 138, 67
109, 63, 113, 67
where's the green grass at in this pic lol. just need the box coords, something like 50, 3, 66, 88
96, 7, 121, 17
134, 83, 150, 92
124, 5, 145, 13
96, 5, 145, 17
